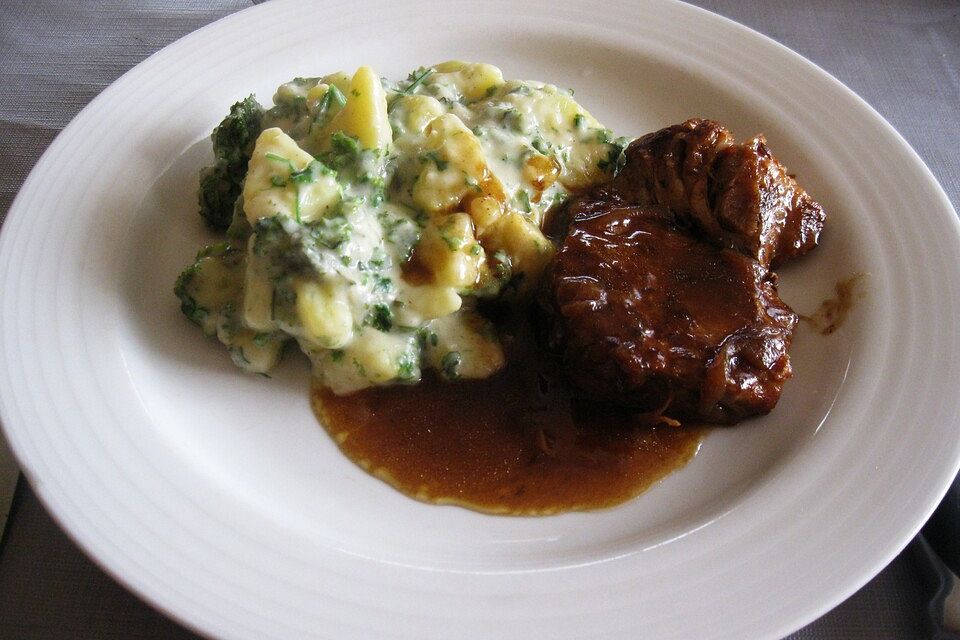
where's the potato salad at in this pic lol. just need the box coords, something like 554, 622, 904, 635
175, 62, 627, 394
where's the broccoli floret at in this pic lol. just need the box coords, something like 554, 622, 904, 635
198, 163, 236, 231
226, 194, 251, 240
175, 242, 288, 373
212, 95, 265, 170
198, 96, 265, 231
174, 260, 208, 326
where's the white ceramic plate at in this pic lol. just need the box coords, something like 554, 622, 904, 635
2, 1, 959, 638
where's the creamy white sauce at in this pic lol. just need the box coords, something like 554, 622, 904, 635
177, 61, 627, 393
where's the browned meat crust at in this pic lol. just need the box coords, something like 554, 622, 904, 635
544, 205, 797, 423
540, 119, 824, 424
589, 118, 825, 268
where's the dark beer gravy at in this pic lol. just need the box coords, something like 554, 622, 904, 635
311, 318, 705, 515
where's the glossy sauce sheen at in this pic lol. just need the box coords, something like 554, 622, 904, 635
312, 320, 705, 515
545, 204, 797, 422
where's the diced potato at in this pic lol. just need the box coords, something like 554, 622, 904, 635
526, 86, 600, 133
295, 278, 354, 349
412, 114, 504, 214
396, 283, 462, 323
432, 61, 465, 73
321, 71, 351, 96
179, 247, 244, 336
466, 195, 503, 237
482, 210, 555, 289
188, 255, 242, 315
432, 61, 504, 102
242, 243, 275, 331
410, 213, 484, 289
493, 81, 611, 190
303, 74, 351, 127
244, 128, 341, 224
221, 328, 285, 374
413, 158, 469, 214
424, 312, 504, 380
395, 94, 446, 134
274, 77, 321, 104
311, 329, 421, 394
347, 329, 420, 385
561, 140, 616, 190
306, 83, 330, 108
315, 66, 392, 150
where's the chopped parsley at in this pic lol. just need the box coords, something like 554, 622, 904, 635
597, 139, 628, 175
424, 151, 449, 171
372, 274, 393, 293
311, 215, 352, 250
499, 107, 524, 133
352, 357, 367, 378
312, 85, 346, 130
395, 350, 418, 381
517, 189, 532, 213
368, 303, 393, 332
290, 160, 332, 184
531, 136, 551, 155
398, 67, 434, 95
265, 152, 295, 171
596, 128, 613, 144
330, 131, 361, 156
440, 351, 462, 380
491, 250, 512, 282
439, 222, 465, 251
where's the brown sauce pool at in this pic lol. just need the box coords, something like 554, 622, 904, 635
312, 315, 705, 515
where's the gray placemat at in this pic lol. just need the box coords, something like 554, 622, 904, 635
698, 0, 959, 211
0, 1, 957, 638
0, 0, 254, 226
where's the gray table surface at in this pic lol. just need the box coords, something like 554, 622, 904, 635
0, 1, 958, 638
